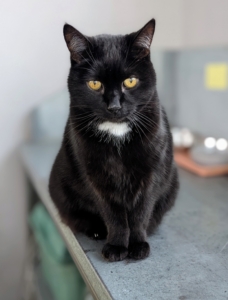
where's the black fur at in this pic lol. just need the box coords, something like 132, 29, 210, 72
49, 19, 179, 262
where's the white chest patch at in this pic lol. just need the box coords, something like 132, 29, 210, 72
98, 121, 131, 137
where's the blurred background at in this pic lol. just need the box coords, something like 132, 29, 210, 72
1, 1, 228, 299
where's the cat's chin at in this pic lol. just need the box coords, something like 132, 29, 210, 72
97, 121, 131, 137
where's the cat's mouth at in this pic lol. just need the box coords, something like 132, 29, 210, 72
104, 111, 130, 123
106, 116, 127, 123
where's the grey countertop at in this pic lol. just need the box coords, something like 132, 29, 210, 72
21, 142, 228, 300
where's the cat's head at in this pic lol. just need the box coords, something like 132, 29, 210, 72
64, 19, 157, 139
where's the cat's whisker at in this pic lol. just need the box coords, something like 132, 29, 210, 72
70, 104, 92, 108
71, 114, 96, 121
123, 41, 132, 65
73, 114, 99, 135
69, 111, 97, 129
134, 111, 158, 127
79, 55, 92, 67
86, 46, 96, 64
133, 119, 147, 141
73, 122, 92, 134
85, 51, 94, 64
130, 118, 143, 143
70, 114, 93, 119
71, 116, 96, 127
70, 116, 95, 123
126, 57, 143, 70
137, 120, 151, 133
70, 106, 100, 114
135, 115, 155, 128
131, 113, 153, 143
77, 67, 92, 71
136, 115, 154, 132
70, 108, 98, 115
136, 122, 152, 144
77, 52, 96, 70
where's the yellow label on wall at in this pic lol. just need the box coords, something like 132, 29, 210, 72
205, 63, 228, 90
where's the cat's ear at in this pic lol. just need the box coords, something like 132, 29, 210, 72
63, 24, 88, 62
130, 19, 155, 58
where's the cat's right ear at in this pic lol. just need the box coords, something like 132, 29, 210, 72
63, 24, 88, 63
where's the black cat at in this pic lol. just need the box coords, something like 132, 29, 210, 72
49, 19, 179, 262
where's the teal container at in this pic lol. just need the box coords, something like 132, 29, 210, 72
30, 203, 86, 300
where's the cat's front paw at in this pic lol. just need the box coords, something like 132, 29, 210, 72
128, 242, 150, 260
102, 243, 128, 262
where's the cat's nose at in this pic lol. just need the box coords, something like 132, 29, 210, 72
108, 103, 121, 112
107, 95, 121, 112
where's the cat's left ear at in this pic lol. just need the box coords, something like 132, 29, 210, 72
63, 24, 89, 62
130, 19, 155, 58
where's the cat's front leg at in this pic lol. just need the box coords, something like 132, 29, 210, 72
127, 200, 152, 260
101, 202, 130, 262
128, 225, 150, 260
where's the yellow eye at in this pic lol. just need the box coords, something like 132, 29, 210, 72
123, 77, 138, 88
88, 80, 102, 90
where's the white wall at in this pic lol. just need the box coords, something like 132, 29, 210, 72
183, 0, 228, 48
